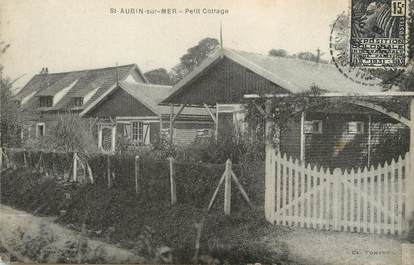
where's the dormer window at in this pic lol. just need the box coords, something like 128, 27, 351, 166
74, 97, 84, 106
39, 96, 53, 107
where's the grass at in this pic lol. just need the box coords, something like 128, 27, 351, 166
1, 168, 289, 264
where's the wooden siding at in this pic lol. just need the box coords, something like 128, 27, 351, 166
161, 121, 215, 146
280, 118, 301, 159
280, 112, 409, 170
218, 113, 234, 137
86, 88, 157, 118
168, 57, 288, 105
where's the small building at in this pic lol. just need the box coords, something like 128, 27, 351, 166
161, 48, 408, 169
80, 80, 214, 152
15, 64, 148, 141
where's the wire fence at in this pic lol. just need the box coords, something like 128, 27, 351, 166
1, 148, 265, 211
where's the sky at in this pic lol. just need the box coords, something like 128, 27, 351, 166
1, 0, 348, 88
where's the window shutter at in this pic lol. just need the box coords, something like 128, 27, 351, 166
143, 124, 150, 145
124, 124, 131, 138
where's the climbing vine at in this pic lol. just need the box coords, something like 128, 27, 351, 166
245, 86, 411, 148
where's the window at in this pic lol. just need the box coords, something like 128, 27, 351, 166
39, 96, 53, 107
74, 97, 83, 106
304, 120, 323, 134
196, 129, 212, 138
36, 123, 45, 137
347, 121, 364, 134
132, 122, 150, 145
132, 122, 144, 142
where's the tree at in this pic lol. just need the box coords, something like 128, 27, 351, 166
1, 78, 21, 147
144, 68, 172, 85
268, 49, 288, 57
0, 42, 21, 148
169, 37, 220, 84
297, 52, 318, 62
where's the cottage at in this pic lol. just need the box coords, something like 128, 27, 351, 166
15, 64, 148, 142
80, 80, 213, 152
160, 47, 414, 234
161, 48, 408, 169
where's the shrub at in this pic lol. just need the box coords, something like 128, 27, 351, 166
23, 113, 98, 154
175, 135, 265, 164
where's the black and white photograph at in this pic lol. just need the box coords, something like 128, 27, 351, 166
1, 0, 414, 264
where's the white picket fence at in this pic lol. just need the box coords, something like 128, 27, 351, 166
266, 151, 409, 235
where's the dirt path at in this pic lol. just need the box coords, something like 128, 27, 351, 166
0, 204, 145, 263
263, 226, 405, 265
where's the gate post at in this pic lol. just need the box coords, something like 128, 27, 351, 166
407, 98, 414, 232
224, 159, 232, 216
332, 168, 341, 231
265, 100, 276, 223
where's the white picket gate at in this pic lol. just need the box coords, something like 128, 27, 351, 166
266, 151, 409, 235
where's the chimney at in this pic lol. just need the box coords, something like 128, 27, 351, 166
40, 67, 45, 74
45, 67, 48, 74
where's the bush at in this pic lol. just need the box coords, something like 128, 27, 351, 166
175, 135, 265, 164
23, 113, 98, 154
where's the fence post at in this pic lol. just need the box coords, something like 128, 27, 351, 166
135, 156, 140, 195
332, 168, 341, 231
107, 154, 111, 189
73, 153, 78, 182
264, 99, 276, 223
224, 159, 232, 216
23, 151, 28, 168
0, 147, 3, 172
407, 98, 414, 234
168, 157, 177, 205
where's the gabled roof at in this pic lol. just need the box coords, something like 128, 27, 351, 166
16, 64, 148, 112
80, 80, 210, 117
162, 48, 387, 105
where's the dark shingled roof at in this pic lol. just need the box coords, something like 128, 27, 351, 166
81, 80, 210, 117
119, 82, 210, 116
16, 64, 146, 112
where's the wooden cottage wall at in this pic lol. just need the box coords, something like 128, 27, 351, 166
217, 113, 234, 138
86, 88, 157, 118
280, 117, 301, 159
167, 57, 288, 105
279, 112, 409, 170
161, 120, 214, 146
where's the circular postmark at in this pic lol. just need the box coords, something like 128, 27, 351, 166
330, 10, 410, 88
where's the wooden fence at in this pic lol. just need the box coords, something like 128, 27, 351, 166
266, 151, 409, 235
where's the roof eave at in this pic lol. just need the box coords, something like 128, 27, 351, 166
160, 49, 225, 104
243, 91, 414, 99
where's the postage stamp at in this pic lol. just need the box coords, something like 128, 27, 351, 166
350, 0, 409, 68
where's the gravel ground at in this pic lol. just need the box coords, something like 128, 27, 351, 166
263, 225, 406, 265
